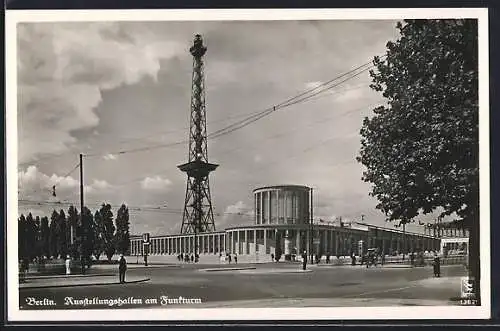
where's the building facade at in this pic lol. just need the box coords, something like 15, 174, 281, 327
129, 185, 442, 259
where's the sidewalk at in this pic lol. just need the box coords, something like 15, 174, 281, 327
167, 297, 456, 308
91, 263, 179, 270
25, 273, 115, 280
200, 267, 257, 272
19, 275, 150, 289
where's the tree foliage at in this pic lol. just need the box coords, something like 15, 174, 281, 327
49, 210, 59, 258
99, 203, 116, 261
67, 205, 79, 257
20, 203, 134, 264
18, 214, 27, 261
357, 19, 480, 301
57, 209, 68, 258
40, 216, 50, 258
79, 206, 95, 263
93, 210, 105, 260
114, 204, 130, 255
358, 19, 478, 226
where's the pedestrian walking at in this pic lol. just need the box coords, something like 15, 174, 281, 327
80, 256, 86, 275
234, 253, 238, 264
433, 255, 441, 277
119, 254, 127, 283
301, 250, 307, 270
65, 255, 71, 275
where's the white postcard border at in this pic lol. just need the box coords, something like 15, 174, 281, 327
5, 8, 491, 321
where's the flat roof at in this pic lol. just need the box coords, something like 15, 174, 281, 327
253, 185, 311, 192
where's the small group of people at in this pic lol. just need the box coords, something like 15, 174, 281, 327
220, 252, 237, 264
177, 253, 199, 263
359, 249, 384, 268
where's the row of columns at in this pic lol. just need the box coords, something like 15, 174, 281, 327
129, 229, 441, 256
255, 189, 309, 225
130, 233, 226, 256
424, 227, 469, 238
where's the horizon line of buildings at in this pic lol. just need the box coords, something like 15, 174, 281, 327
128, 185, 469, 258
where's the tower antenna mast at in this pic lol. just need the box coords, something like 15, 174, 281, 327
178, 34, 219, 255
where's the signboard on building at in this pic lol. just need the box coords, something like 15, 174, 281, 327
313, 238, 321, 245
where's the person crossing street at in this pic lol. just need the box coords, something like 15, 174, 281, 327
119, 254, 127, 284
301, 250, 307, 271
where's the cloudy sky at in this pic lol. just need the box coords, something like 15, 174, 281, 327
16, 19, 435, 236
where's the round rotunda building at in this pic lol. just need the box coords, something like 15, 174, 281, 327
254, 185, 311, 226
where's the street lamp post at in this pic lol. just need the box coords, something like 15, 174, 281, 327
310, 187, 314, 264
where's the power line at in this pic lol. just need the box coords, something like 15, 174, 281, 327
84, 56, 381, 159
273, 59, 378, 109
18, 199, 255, 218
19, 162, 81, 199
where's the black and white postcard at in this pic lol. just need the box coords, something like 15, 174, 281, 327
5, 8, 491, 321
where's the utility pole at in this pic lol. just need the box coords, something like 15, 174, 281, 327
79, 153, 84, 259
310, 187, 313, 264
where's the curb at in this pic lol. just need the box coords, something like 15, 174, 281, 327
25, 273, 115, 280
200, 267, 257, 272
239, 269, 313, 274
19, 278, 150, 290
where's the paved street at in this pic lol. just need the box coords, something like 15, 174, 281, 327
19, 263, 467, 309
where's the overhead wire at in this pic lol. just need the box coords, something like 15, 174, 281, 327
83, 56, 380, 159
19, 56, 384, 223
18, 198, 255, 219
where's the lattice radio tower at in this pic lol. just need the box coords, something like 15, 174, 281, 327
178, 34, 218, 236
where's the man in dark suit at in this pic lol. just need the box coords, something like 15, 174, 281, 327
301, 250, 307, 271
119, 254, 127, 283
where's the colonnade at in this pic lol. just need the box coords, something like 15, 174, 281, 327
129, 232, 226, 256
129, 226, 440, 257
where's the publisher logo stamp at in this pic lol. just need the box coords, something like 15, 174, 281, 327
460, 277, 478, 306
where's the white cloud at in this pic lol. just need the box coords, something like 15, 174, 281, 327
17, 22, 185, 163
103, 153, 117, 161
218, 201, 253, 228
305, 81, 323, 89
18, 165, 79, 197
18, 165, 112, 199
91, 179, 112, 190
140, 176, 173, 191
224, 201, 248, 215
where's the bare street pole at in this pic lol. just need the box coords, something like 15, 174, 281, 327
79, 153, 84, 260
309, 187, 314, 263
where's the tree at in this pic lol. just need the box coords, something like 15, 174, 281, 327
99, 203, 115, 261
57, 210, 68, 258
67, 206, 79, 258
34, 215, 42, 259
357, 20, 479, 301
114, 204, 130, 255
49, 210, 59, 258
18, 214, 27, 261
93, 210, 105, 260
80, 206, 95, 264
40, 216, 50, 258
25, 213, 37, 261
